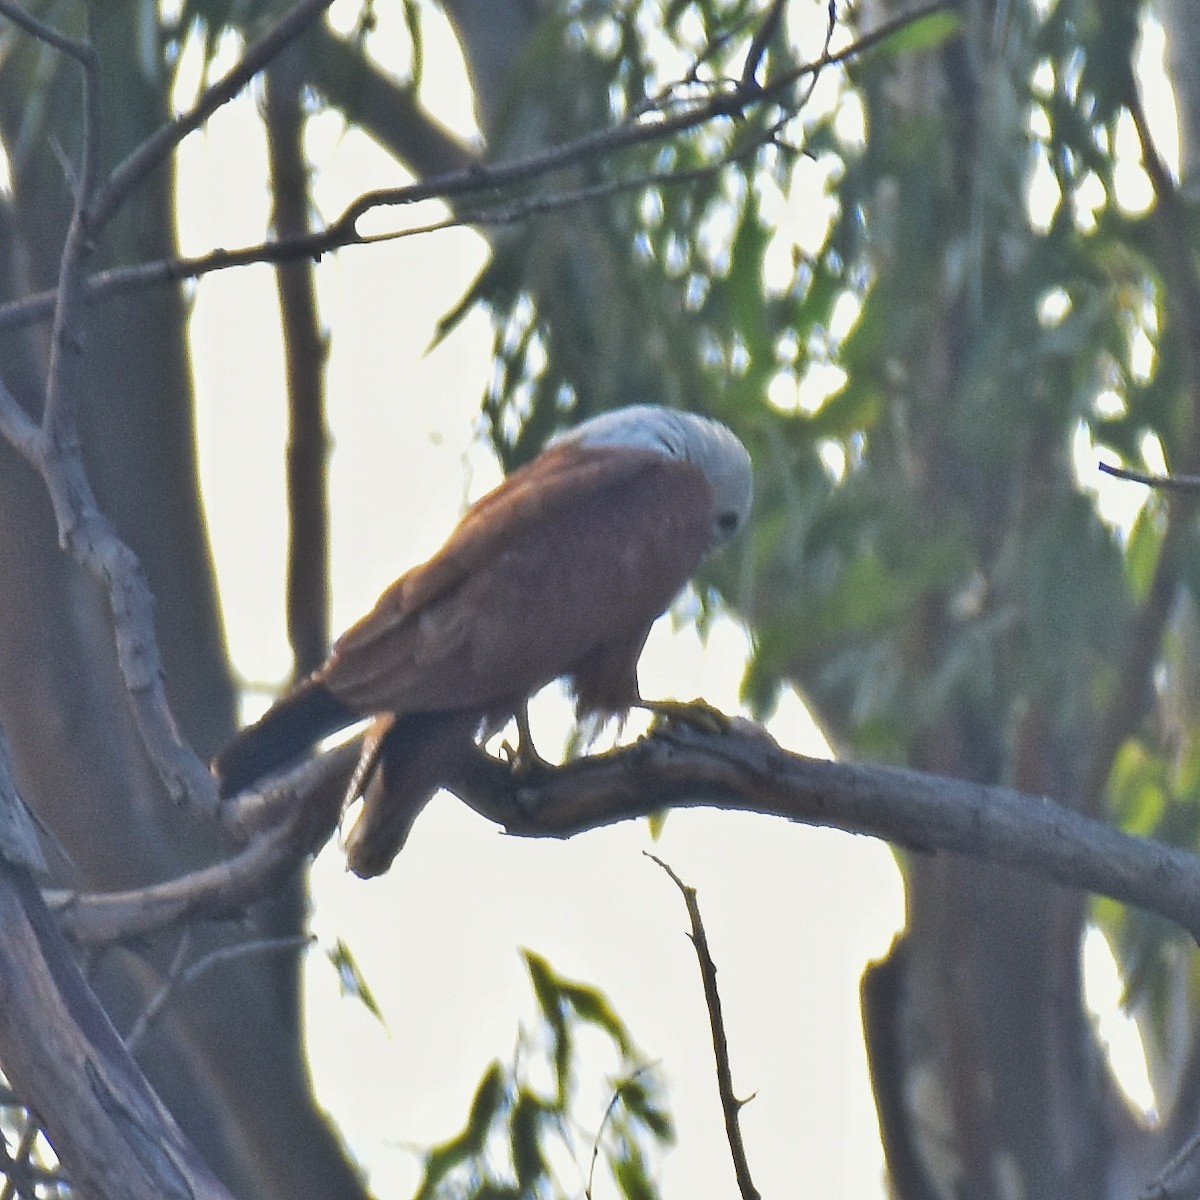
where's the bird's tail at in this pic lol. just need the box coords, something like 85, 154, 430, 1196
214, 678, 357, 798
344, 709, 480, 878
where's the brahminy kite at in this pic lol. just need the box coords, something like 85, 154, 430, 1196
214, 404, 753, 877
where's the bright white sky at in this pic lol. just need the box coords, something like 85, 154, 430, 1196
175, 2, 1164, 1196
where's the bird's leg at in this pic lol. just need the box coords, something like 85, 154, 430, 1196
635, 697, 730, 735
501, 702, 554, 774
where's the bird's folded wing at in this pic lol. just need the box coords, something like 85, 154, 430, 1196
322, 445, 713, 716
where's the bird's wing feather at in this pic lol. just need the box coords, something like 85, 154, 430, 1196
322, 445, 714, 717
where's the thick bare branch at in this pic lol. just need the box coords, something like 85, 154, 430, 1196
0, 7, 219, 813
448, 721, 1200, 940
49, 718, 1200, 951
0, 858, 234, 1199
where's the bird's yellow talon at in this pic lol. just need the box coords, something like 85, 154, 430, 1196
638, 698, 730, 735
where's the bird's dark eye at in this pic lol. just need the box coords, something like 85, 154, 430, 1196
716, 511, 740, 534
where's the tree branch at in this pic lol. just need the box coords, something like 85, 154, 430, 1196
124, 932, 314, 1054
0, 0, 954, 336
48, 718, 1200, 951
53, 742, 356, 945
448, 721, 1200, 941
304, 23, 478, 180
1098, 462, 1200, 492
265, 49, 331, 680
649, 855, 760, 1200
87, 0, 336, 235
1141, 1128, 1200, 1200
0, 731, 234, 1200
0, 0, 91, 62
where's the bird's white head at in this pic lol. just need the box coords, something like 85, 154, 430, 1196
557, 405, 753, 549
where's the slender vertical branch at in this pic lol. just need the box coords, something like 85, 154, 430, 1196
647, 854, 760, 1200
40, 5, 100, 450
0, 1, 337, 814
0, 5, 220, 810
265, 50, 331, 681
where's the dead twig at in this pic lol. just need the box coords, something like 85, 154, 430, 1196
584, 1062, 661, 1200
124, 932, 314, 1054
647, 854, 759, 1200
1098, 461, 1200, 492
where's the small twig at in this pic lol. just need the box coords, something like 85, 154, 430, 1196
741, 0, 788, 87
0, 0, 91, 62
125, 933, 313, 1054
1098, 460, 1200, 493
40, 5, 100, 449
584, 1063, 659, 1200
87, 0, 335, 235
123, 930, 194, 1054
647, 854, 760, 1200
0, 0, 954, 336
1140, 1126, 1200, 1200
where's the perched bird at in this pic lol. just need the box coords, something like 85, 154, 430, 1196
214, 405, 753, 877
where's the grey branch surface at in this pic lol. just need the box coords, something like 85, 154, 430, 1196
51, 719, 1200, 950
447, 720, 1200, 940
0, 858, 235, 1200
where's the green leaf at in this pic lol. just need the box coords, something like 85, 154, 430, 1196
871, 7, 964, 58
1122, 496, 1163, 603
326, 939, 386, 1026
414, 1061, 508, 1200
560, 980, 635, 1058
613, 1072, 675, 1144
510, 1089, 549, 1190
611, 1143, 659, 1200
522, 949, 571, 1103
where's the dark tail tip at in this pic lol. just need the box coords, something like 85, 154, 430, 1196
214, 680, 358, 798
344, 710, 480, 878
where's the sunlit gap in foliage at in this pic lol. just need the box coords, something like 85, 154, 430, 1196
1083, 927, 1158, 1123
1056, 262, 1161, 533
574, 0, 869, 444
1026, 17, 1172, 236
1067, 270, 1161, 534
1030, 12, 1177, 538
